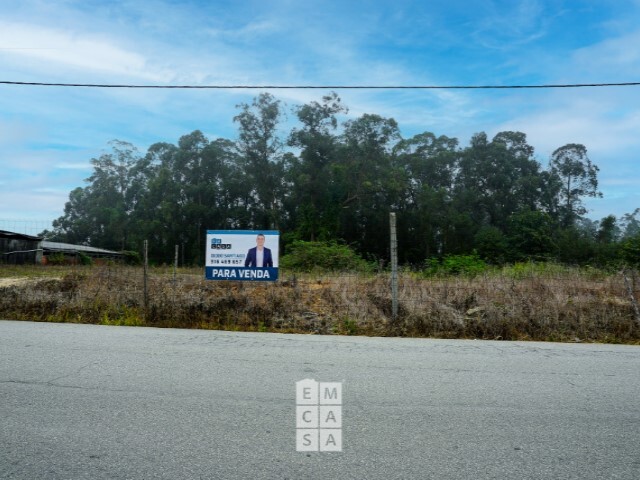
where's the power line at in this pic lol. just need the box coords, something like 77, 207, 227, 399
1, 80, 640, 89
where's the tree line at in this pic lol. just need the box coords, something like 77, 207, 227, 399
49, 92, 640, 267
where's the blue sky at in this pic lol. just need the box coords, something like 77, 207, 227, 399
1, 0, 639, 234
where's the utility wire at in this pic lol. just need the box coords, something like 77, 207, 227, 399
1, 80, 640, 89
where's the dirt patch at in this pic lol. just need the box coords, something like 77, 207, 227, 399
0, 278, 34, 288
0, 277, 61, 288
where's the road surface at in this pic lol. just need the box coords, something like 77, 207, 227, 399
1, 320, 639, 479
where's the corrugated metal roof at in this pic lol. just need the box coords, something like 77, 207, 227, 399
0, 230, 42, 241
41, 241, 122, 256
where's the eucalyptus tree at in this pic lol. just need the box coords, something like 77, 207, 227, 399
336, 113, 401, 258
52, 187, 94, 245
139, 132, 244, 264
132, 141, 180, 258
393, 131, 459, 261
596, 215, 620, 244
448, 131, 554, 258
234, 93, 285, 230
53, 140, 143, 251
456, 131, 542, 230
286, 92, 347, 241
506, 209, 556, 260
620, 208, 640, 238
491, 131, 545, 213
549, 143, 601, 227
451, 132, 496, 253
88, 140, 143, 250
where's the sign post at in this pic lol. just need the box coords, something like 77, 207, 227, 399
205, 230, 279, 282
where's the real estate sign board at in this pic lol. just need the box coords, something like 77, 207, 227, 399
205, 230, 279, 282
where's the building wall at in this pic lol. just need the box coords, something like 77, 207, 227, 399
0, 234, 42, 265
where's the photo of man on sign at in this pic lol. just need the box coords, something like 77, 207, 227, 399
244, 233, 273, 268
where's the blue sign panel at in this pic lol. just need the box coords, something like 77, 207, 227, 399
205, 230, 279, 282
205, 266, 279, 281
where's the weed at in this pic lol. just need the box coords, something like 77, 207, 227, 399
0, 263, 638, 343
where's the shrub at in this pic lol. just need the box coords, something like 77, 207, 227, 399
500, 261, 573, 279
475, 226, 508, 263
621, 234, 640, 266
121, 250, 142, 265
423, 253, 488, 277
46, 253, 67, 265
79, 253, 93, 266
281, 240, 372, 272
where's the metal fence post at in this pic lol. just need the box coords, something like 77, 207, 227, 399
173, 244, 179, 282
143, 240, 149, 313
390, 212, 398, 321
622, 268, 640, 326
172, 244, 178, 307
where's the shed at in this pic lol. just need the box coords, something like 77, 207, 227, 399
0, 230, 43, 264
41, 241, 123, 262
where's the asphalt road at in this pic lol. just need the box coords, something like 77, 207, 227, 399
1, 320, 639, 480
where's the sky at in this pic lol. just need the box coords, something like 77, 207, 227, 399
1, 0, 639, 235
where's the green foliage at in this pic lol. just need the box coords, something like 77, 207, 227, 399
474, 226, 508, 262
506, 210, 556, 261
48, 92, 633, 270
121, 250, 142, 265
555, 227, 596, 264
47, 253, 67, 265
550, 143, 602, 227
329, 317, 360, 336
500, 261, 574, 279
621, 208, 640, 238
234, 93, 284, 230
423, 254, 488, 277
281, 240, 372, 272
99, 306, 144, 327
621, 234, 640, 266
78, 253, 93, 266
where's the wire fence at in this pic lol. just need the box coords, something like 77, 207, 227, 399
1, 261, 639, 342
0, 219, 52, 237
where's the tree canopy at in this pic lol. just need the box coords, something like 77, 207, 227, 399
50, 93, 638, 267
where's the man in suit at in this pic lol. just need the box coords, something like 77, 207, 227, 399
244, 233, 273, 268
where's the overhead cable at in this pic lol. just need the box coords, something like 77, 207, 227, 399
1, 80, 640, 89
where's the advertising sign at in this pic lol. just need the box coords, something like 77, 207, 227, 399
205, 230, 279, 282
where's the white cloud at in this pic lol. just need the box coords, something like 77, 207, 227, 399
1, 0, 639, 225
602, 178, 640, 186
204, 19, 282, 40
0, 22, 170, 81
0, 120, 40, 146
470, 0, 549, 49
0, 188, 66, 220
55, 162, 92, 170
570, 29, 640, 79
498, 96, 640, 156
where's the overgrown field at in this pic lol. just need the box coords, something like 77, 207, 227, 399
1, 264, 639, 344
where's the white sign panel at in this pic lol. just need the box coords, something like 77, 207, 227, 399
205, 230, 279, 282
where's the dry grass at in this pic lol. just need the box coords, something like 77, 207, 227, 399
1, 264, 639, 343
